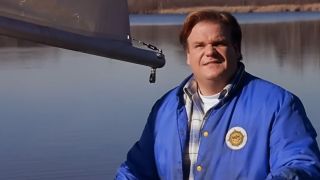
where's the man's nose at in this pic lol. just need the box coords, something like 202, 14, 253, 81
205, 45, 217, 56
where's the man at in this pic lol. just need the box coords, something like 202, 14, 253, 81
116, 10, 320, 179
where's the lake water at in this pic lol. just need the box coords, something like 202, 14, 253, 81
0, 12, 320, 179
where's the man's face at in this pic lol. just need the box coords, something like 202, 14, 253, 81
186, 21, 240, 94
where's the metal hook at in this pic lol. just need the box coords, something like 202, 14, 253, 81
149, 68, 156, 83
130, 36, 162, 83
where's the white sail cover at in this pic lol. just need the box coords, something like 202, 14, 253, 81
0, 0, 165, 68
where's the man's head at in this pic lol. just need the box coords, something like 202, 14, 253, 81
179, 10, 242, 60
179, 10, 243, 95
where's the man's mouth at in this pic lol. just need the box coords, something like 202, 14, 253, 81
203, 58, 223, 65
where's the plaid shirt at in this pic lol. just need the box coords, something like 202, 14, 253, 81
183, 64, 244, 179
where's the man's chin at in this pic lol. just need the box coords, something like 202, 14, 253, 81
203, 74, 224, 83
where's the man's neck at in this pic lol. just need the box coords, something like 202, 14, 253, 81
197, 68, 239, 96
197, 80, 227, 96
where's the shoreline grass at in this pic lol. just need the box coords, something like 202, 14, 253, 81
130, 3, 320, 14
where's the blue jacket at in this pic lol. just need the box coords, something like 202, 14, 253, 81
116, 72, 320, 179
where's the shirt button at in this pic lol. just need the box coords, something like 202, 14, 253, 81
203, 131, 209, 137
196, 165, 202, 172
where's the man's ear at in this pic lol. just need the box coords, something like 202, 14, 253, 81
233, 43, 242, 61
185, 45, 191, 65
186, 51, 191, 65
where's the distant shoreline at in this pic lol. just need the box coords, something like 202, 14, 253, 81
132, 3, 320, 14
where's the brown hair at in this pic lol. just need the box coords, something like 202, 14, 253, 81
179, 10, 242, 60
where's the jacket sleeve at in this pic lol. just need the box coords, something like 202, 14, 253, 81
115, 102, 161, 180
266, 93, 320, 179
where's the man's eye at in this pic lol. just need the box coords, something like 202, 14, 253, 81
194, 44, 203, 48
218, 43, 227, 46
214, 41, 227, 47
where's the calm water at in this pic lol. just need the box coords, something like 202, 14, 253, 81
0, 13, 320, 179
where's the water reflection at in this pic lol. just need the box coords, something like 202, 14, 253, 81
242, 20, 320, 70
0, 36, 60, 70
0, 16, 319, 180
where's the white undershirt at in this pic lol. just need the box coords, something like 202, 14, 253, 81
198, 91, 221, 114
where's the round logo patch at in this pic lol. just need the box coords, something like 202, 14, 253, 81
225, 127, 247, 150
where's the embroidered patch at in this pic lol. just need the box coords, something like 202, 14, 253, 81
225, 127, 247, 150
